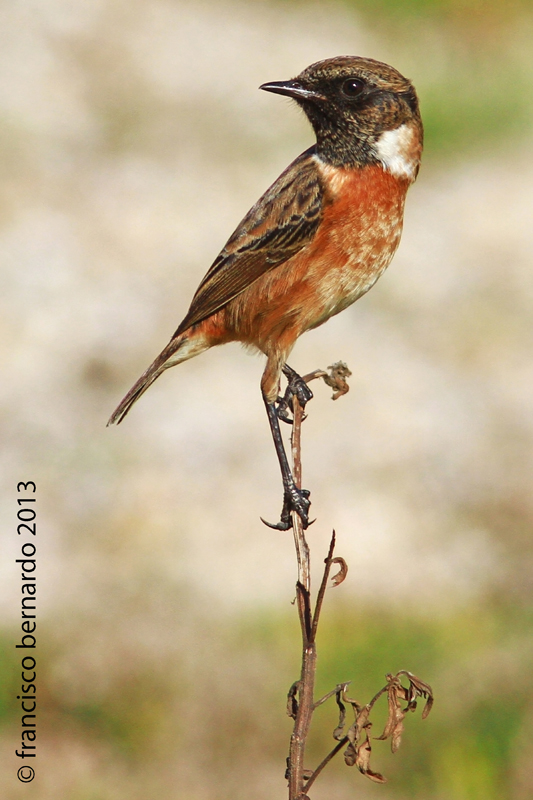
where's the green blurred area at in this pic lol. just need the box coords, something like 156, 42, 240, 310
2, 599, 533, 798
336, 0, 533, 159
345, 0, 532, 22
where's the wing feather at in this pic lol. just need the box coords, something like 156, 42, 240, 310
174, 147, 324, 336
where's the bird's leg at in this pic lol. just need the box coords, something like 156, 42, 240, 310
261, 394, 311, 530
276, 364, 314, 425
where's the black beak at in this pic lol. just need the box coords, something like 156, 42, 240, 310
259, 80, 322, 101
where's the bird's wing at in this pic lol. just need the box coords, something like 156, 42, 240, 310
174, 147, 324, 336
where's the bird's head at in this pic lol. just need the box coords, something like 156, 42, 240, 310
261, 56, 423, 180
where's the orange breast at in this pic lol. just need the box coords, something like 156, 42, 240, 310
302, 161, 407, 324
223, 162, 409, 356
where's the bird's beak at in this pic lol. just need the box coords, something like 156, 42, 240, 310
259, 80, 322, 101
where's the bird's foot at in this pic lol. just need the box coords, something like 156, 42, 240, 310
276, 366, 314, 425
261, 485, 312, 531
275, 395, 294, 425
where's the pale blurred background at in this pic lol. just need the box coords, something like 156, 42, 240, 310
1, 0, 533, 797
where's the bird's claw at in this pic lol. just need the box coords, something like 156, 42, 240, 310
275, 396, 294, 425
283, 365, 314, 409
261, 485, 312, 530
276, 367, 314, 424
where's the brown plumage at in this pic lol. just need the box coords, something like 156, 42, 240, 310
109, 56, 423, 530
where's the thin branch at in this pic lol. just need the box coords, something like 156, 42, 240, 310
290, 392, 310, 592
311, 531, 336, 643
313, 682, 351, 710
367, 684, 389, 712
296, 581, 312, 646
301, 369, 328, 384
303, 736, 349, 794
288, 391, 314, 800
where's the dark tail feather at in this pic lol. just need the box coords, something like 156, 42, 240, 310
107, 337, 185, 426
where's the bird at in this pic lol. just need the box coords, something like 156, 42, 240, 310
108, 56, 423, 531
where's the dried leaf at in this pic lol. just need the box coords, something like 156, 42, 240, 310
364, 768, 387, 783
343, 704, 370, 771
333, 688, 347, 740
330, 557, 348, 587
344, 741, 357, 766
322, 361, 352, 400
287, 681, 300, 720
355, 727, 387, 784
340, 671, 432, 783
376, 678, 407, 751
344, 707, 370, 764
422, 694, 434, 719
398, 671, 434, 718
374, 671, 434, 751
349, 705, 370, 744
406, 672, 433, 696
341, 686, 362, 713
390, 718, 405, 754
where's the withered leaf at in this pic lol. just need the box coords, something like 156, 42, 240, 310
287, 681, 300, 720
330, 557, 348, 587
341, 686, 362, 713
405, 672, 433, 696
333, 688, 347, 741
346, 705, 370, 747
390, 718, 405, 754
323, 361, 352, 400
355, 727, 387, 784
376, 678, 407, 752
344, 741, 357, 766
422, 694, 434, 719
398, 671, 434, 718
364, 768, 387, 783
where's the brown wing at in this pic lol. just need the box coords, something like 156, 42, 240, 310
174, 146, 324, 336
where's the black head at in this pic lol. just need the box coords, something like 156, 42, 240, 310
261, 56, 423, 173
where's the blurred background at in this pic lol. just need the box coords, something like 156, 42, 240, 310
1, 0, 533, 797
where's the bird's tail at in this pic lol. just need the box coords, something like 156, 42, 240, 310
107, 334, 194, 426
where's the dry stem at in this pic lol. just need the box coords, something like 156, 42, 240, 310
287, 370, 340, 800
283, 366, 432, 799
288, 389, 314, 799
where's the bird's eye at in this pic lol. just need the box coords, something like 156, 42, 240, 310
342, 78, 365, 97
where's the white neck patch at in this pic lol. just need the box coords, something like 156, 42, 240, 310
374, 123, 419, 180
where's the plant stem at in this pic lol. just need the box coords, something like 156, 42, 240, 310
303, 737, 348, 794
289, 629, 317, 799
290, 393, 310, 592
288, 392, 315, 799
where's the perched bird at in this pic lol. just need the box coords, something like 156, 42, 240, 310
108, 56, 423, 530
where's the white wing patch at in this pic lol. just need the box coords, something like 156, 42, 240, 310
374, 123, 419, 181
